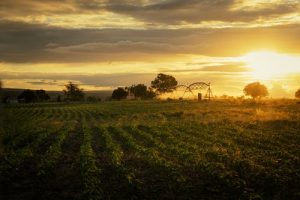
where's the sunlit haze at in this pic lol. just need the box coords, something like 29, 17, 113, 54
240, 51, 300, 80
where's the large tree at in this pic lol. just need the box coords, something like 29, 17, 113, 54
295, 88, 300, 99
145, 88, 156, 99
151, 73, 178, 93
112, 87, 128, 100
128, 84, 147, 98
17, 89, 50, 103
36, 90, 50, 102
63, 82, 85, 101
18, 90, 37, 103
244, 82, 269, 99
128, 84, 156, 99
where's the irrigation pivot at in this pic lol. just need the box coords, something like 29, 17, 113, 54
172, 82, 213, 100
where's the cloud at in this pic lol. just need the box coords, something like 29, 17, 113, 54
106, 0, 299, 24
200, 63, 251, 72
48, 41, 177, 54
0, 0, 85, 16
26, 80, 58, 86
1, 0, 299, 97
1, 20, 300, 63
0, 71, 155, 87
1, 0, 298, 25
160, 62, 250, 73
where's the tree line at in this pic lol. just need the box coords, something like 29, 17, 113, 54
59, 73, 178, 101
111, 73, 177, 100
0, 74, 178, 103
1, 74, 300, 104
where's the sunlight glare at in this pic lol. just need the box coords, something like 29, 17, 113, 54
240, 51, 300, 80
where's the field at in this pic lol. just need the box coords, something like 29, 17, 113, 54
0, 100, 299, 199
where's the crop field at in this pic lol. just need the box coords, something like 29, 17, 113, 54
0, 100, 300, 199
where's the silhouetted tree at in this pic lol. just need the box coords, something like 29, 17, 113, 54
146, 88, 156, 99
18, 89, 50, 103
18, 90, 37, 103
128, 84, 157, 99
128, 84, 147, 99
36, 90, 50, 102
112, 87, 128, 100
63, 82, 85, 101
295, 88, 300, 99
244, 82, 269, 99
151, 73, 178, 93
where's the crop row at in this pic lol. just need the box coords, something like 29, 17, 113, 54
79, 120, 103, 200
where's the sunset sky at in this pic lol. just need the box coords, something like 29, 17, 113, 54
0, 0, 300, 97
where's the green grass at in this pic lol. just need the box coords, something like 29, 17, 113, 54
1, 100, 299, 199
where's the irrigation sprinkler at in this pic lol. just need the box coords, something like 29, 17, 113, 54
171, 82, 213, 100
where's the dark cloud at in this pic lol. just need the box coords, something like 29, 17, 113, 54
0, 0, 85, 16
107, 0, 299, 24
48, 41, 177, 54
27, 80, 58, 86
0, 0, 298, 24
1, 20, 300, 63
1, 71, 155, 87
0, 20, 51, 31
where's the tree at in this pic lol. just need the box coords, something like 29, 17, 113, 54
112, 87, 128, 100
128, 84, 157, 100
63, 82, 85, 101
151, 73, 178, 93
17, 89, 50, 103
145, 88, 156, 99
243, 82, 269, 99
35, 90, 50, 102
128, 84, 147, 99
295, 88, 300, 99
18, 90, 37, 103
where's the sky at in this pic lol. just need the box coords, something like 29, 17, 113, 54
0, 0, 300, 97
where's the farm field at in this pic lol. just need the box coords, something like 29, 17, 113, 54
0, 100, 300, 200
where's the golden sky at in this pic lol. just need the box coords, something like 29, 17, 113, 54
0, 0, 300, 97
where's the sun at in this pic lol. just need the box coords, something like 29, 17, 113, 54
240, 51, 300, 80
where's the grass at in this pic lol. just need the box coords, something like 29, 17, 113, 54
0, 100, 299, 199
